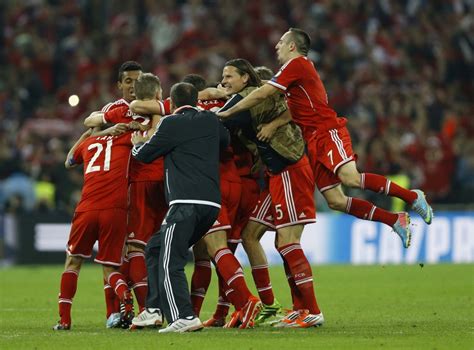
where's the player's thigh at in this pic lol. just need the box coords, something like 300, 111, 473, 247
96, 208, 128, 266
230, 177, 260, 243
249, 189, 276, 230
316, 127, 355, 174
67, 211, 99, 258
128, 181, 167, 246
268, 156, 316, 229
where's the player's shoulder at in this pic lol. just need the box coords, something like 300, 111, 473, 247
102, 98, 130, 112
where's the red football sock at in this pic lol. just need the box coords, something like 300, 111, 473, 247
104, 280, 119, 318
190, 259, 212, 316
346, 197, 398, 227
58, 269, 79, 325
281, 254, 304, 310
213, 248, 252, 309
212, 274, 232, 318
278, 243, 320, 314
361, 173, 417, 204
120, 258, 130, 278
251, 264, 274, 305
128, 252, 147, 313
107, 271, 129, 300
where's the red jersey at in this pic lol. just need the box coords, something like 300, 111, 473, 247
101, 98, 130, 113
268, 56, 345, 136
72, 133, 132, 212
102, 101, 166, 182
198, 99, 225, 112
163, 97, 171, 115
198, 98, 240, 183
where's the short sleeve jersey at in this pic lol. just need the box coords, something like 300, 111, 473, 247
72, 133, 132, 212
268, 56, 345, 134
102, 101, 166, 182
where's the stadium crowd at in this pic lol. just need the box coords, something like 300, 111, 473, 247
1, 0, 473, 214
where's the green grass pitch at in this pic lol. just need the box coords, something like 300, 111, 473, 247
0, 263, 473, 349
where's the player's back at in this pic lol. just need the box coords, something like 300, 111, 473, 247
73, 132, 132, 212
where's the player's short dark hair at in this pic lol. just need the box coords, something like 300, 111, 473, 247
134, 73, 161, 100
224, 58, 262, 88
182, 74, 207, 92
289, 28, 311, 56
255, 66, 274, 81
118, 61, 142, 82
170, 82, 198, 108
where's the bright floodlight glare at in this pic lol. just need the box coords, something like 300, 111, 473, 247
68, 95, 80, 107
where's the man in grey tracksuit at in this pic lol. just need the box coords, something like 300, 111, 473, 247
132, 82, 230, 333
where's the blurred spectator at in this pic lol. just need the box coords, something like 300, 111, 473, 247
1, 0, 472, 214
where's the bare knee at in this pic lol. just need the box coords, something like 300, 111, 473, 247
337, 162, 361, 188
65, 255, 83, 272
327, 197, 347, 212
241, 222, 266, 248
323, 186, 349, 212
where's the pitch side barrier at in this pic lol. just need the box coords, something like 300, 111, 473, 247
4, 211, 474, 265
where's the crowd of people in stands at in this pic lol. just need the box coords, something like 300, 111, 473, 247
1, 0, 472, 213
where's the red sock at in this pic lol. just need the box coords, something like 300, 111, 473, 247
128, 252, 147, 313
278, 244, 320, 314
361, 173, 417, 204
281, 255, 304, 310
212, 274, 232, 318
120, 258, 130, 278
213, 295, 231, 319
213, 248, 252, 309
251, 264, 274, 305
104, 279, 120, 318
107, 272, 129, 300
58, 270, 79, 325
190, 259, 212, 316
346, 197, 398, 227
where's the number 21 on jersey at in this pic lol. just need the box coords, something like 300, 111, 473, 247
85, 139, 113, 174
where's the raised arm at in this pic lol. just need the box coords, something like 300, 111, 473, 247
217, 84, 278, 118
130, 99, 163, 115
65, 129, 92, 169
84, 111, 105, 128
198, 87, 228, 101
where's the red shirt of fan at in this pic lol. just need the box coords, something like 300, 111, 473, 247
104, 103, 165, 182
72, 133, 132, 212
268, 56, 346, 138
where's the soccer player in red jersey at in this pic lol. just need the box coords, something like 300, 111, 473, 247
217, 58, 323, 328
218, 28, 434, 248
85, 71, 167, 327
53, 126, 136, 330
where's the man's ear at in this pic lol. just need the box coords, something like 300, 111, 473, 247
243, 73, 249, 84
289, 41, 296, 52
170, 99, 176, 113
117, 81, 122, 91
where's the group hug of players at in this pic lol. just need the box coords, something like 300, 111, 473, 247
53, 28, 433, 332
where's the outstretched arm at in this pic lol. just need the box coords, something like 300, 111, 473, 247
217, 84, 278, 118
130, 100, 164, 115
